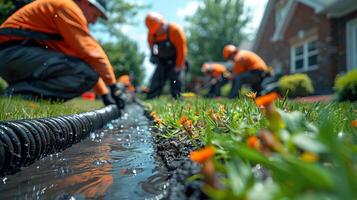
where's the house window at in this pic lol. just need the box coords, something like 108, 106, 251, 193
291, 38, 319, 72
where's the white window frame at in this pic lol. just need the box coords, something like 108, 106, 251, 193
346, 18, 357, 71
290, 36, 319, 73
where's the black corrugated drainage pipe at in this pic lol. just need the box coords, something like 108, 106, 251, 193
0, 105, 120, 176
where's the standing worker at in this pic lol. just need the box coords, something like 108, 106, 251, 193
223, 44, 270, 98
145, 12, 187, 99
0, 0, 124, 108
201, 63, 230, 98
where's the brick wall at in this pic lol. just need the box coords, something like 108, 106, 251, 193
255, 3, 341, 94
331, 10, 357, 74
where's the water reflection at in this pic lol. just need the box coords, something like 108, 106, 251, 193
0, 104, 168, 199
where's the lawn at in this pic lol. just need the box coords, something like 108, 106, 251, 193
0, 97, 102, 121
1, 94, 356, 199
146, 95, 357, 199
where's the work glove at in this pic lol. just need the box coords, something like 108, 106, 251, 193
109, 84, 125, 109
101, 93, 115, 106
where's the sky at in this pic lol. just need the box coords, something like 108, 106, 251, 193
96, 0, 268, 84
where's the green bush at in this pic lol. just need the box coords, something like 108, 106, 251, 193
278, 73, 314, 98
0, 77, 8, 94
334, 69, 357, 101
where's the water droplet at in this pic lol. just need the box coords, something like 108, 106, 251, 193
173, 80, 176, 83
2, 177, 7, 184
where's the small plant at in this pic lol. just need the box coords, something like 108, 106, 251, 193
278, 73, 314, 97
0, 77, 8, 94
334, 69, 357, 101
147, 95, 356, 199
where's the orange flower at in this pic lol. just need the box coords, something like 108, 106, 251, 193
247, 136, 261, 150
150, 112, 157, 117
218, 104, 225, 113
29, 102, 37, 109
255, 92, 279, 107
179, 116, 195, 136
245, 91, 257, 99
190, 146, 215, 164
352, 120, 357, 128
178, 116, 189, 125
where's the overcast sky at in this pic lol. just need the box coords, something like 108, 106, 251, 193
95, 0, 268, 84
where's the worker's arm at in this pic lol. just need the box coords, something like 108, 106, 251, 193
170, 25, 187, 70
55, 6, 116, 86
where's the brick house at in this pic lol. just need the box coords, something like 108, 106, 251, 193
253, 0, 357, 94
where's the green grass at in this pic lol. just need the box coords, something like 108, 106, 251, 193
0, 96, 102, 121
146, 97, 357, 199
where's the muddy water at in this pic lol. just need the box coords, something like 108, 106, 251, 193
0, 104, 168, 200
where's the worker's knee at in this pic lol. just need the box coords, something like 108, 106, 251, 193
78, 61, 99, 85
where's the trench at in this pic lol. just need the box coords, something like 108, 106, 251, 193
0, 104, 168, 199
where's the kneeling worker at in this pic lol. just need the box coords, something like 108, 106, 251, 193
201, 63, 230, 98
0, 0, 124, 108
145, 12, 187, 99
223, 44, 269, 98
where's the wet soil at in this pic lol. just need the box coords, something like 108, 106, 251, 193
0, 104, 168, 200
145, 111, 208, 200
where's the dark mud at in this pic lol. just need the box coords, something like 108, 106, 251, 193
145, 111, 208, 200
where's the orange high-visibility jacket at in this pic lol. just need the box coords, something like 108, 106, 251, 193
233, 50, 268, 75
148, 23, 187, 69
117, 75, 135, 92
0, 0, 116, 95
203, 63, 227, 78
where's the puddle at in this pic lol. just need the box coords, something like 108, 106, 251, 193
0, 104, 168, 200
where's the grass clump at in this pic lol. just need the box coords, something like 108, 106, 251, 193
146, 96, 357, 199
0, 96, 102, 121
334, 69, 357, 101
278, 73, 314, 97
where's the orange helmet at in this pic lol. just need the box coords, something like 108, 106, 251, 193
145, 12, 165, 34
201, 63, 212, 73
117, 75, 131, 86
223, 44, 238, 60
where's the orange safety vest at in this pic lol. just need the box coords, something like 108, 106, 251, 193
117, 75, 135, 92
233, 50, 267, 75
148, 23, 187, 69
0, 0, 115, 95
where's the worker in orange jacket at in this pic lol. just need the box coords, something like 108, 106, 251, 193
223, 44, 270, 98
145, 12, 187, 99
201, 63, 230, 98
117, 74, 135, 93
0, 0, 124, 108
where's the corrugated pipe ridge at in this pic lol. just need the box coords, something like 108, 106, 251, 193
0, 105, 120, 176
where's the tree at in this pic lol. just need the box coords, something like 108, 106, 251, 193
93, 0, 147, 86
186, 0, 250, 77
102, 33, 145, 86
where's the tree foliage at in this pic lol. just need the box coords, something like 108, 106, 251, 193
0, 0, 16, 23
102, 33, 145, 86
186, 0, 250, 76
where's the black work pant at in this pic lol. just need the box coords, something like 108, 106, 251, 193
147, 60, 181, 99
0, 43, 98, 101
206, 76, 228, 98
228, 70, 264, 99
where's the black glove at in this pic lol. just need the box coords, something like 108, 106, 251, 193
101, 93, 115, 106
109, 84, 125, 109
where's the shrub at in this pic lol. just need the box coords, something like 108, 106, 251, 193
278, 73, 314, 98
0, 77, 8, 94
334, 69, 357, 101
